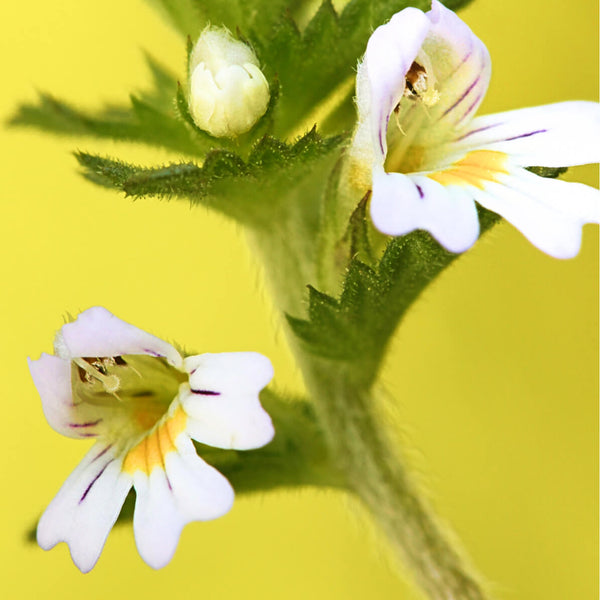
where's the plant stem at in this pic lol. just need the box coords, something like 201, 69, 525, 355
300, 357, 490, 600
250, 223, 492, 600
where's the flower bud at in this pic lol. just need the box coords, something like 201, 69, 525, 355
188, 27, 270, 138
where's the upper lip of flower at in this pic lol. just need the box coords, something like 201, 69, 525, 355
352, 0, 600, 258
28, 306, 275, 572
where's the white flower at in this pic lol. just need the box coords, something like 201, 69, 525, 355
350, 0, 600, 258
28, 307, 274, 572
188, 27, 270, 137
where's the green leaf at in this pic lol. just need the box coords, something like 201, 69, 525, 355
287, 206, 501, 381
75, 129, 345, 224
9, 91, 215, 158
526, 166, 568, 179
143, 0, 204, 38
144, 0, 296, 39
137, 52, 180, 113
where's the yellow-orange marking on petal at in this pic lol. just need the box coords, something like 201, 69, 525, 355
123, 405, 187, 475
428, 150, 509, 190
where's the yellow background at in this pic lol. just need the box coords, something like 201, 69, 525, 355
1, 0, 597, 598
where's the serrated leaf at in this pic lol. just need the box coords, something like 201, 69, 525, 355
75, 129, 345, 224
137, 52, 180, 113
288, 206, 501, 378
8, 91, 215, 157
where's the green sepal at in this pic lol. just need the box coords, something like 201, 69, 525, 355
337, 192, 376, 267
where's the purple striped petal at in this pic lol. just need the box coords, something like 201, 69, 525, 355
450, 101, 600, 167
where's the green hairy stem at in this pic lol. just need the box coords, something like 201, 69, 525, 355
250, 210, 494, 599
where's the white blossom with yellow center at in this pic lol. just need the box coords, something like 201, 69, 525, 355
28, 307, 274, 572
350, 0, 600, 258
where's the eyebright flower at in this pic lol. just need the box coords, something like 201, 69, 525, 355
28, 307, 274, 572
350, 0, 600, 258
188, 27, 270, 137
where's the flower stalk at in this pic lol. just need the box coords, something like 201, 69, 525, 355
301, 359, 488, 600
250, 204, 492, 599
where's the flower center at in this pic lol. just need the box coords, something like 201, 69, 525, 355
402, 61, 440, 107
385, 60, 441, 174
71, 355, 188, 436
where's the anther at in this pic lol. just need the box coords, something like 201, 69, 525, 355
74, 358, 121, 394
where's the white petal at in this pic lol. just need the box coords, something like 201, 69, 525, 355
471, 168, 600, 258
181, 352, 274, 450
132, 435, 234, 569
28, 354, 104, 439
359, 7, 431, 162
370, 171, 480, 253
56, 306, 182, 368
450, 101, 600, 167
421, 0, 491, 131
37, 443, 132, 573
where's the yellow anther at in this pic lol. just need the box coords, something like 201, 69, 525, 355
74, 358, 121, 394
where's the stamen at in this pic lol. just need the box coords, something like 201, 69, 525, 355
394, 111, 406, 135
403, 61, 440, 107
74, 358, 121, 394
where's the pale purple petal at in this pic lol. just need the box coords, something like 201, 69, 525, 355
180, 352, 274, 450
450, 101, 600, 167
37, 443, 132, 573
28, 353, 104, 439
132, 435, 234, 569
370, 171, 480, 253
56, 306, 182, 367
471, 167, 600, 258
421, 0, 491, 132
28, 354, 78, 437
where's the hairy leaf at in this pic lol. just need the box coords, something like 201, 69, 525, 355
75, 129, 345, 224
287, 206, 501, 381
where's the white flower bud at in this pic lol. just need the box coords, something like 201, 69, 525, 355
188, 27, 270, 138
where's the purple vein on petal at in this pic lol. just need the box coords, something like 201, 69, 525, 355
143, 349, 162, 357
454, 122, 502, 142
79, 460, 114, 504
439, 74, 481, 120
379, 106, 390, 155
91, 444, 114, 464
156, 420, 174, 492
191, 389, 221, 396
457, 90, 485, 126
415, 183, 425, 199
503, 129, 547, 142
69, 419, 103, 429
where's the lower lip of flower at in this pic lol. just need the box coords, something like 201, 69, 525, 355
122, 404, 188, 475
